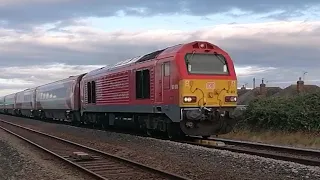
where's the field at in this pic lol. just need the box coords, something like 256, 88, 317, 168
220, 130, 320, 149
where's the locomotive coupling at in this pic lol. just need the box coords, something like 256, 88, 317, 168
185, 108, 203, 121
183, 106, 223, 122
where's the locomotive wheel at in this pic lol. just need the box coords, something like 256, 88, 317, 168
202, 136, 210, 139
167, 130, 175, 140
39, 111, 46, 120
167, 122, 183, 140
101, 122, 107, 129
146, 129, 154, 137
71, 120, 81, 127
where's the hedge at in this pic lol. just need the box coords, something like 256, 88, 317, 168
236, 92, 320, 132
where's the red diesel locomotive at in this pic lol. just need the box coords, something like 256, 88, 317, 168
0, 41, 238, 139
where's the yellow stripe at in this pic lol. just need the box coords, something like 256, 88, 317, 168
179, 79, 237, 107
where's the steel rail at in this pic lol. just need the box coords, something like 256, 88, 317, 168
183, 136, 320, 167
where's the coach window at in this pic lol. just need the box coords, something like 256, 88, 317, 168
87, 82, 92, 103
91, 81, 96, 103
136, 69, 150, 99
164, 62, 170, 76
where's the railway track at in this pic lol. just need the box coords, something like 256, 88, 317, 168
184, 136, 320, 167
0, 119, 190, 180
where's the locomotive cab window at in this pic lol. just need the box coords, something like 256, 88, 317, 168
136, 69, 150, 99
185, 53, 229, 75
164, 62, 170, 76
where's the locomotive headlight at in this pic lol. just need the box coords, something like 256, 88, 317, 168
183, 96, 197, 103
225, 96, 237, 102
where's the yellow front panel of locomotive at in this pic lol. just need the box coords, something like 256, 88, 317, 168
179, 79, 237, 107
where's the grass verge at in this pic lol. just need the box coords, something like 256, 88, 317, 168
220, 129, 320, 149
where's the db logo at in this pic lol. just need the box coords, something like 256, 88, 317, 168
206, 82, 215, 89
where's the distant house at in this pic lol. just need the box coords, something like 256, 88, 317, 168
237, 86, 282, 105
272, 84, 320, 97
237, 77, 320, 105
237, 87, 250, 97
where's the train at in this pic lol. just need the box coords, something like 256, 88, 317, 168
0, 41, 238, 139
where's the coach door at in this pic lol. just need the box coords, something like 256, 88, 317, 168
162, 62, 170, 90
155, 61, 163, 103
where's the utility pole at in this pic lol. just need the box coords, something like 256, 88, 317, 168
303, 71, 308, 81
253, 78, 256, 89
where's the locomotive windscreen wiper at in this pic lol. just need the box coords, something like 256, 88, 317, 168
214, 52, 226, 65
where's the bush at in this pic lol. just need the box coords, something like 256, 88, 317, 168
238, 92, 320, 132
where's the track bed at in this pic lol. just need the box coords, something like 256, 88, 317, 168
0, 120, 189, 180
185, 137, 320, 167
1, 114, 320, 180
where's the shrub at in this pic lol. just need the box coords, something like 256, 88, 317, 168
238, 92, 320, 132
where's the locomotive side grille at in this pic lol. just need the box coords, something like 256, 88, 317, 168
95, 71, 130, 104
84, 82, 88, 104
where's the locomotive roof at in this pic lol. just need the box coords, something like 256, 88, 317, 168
85, 43, 186, 76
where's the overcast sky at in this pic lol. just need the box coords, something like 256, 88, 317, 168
1, 0, 320, 96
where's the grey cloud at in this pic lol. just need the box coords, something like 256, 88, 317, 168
0, 40, 160, 66
239, 67, 320, 89
261, 10, 305, 20
0, 0, 319, 28
47, 19, 89, 32
1, 22, 320, 91
1, 28, 320, 68
0, 63, 102, 93
223, 40, 320, 68
0, 81, 33, 89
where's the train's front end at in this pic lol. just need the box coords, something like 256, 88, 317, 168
177, 41, 238, 137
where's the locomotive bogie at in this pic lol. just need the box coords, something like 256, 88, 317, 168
180, 107, 236, 136
81, 111, 182, 138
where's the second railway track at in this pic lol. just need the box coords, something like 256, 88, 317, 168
0, 119, 190, 180
183, 136, 320, 167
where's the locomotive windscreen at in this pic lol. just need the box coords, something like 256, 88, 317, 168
185, 53, 229, 75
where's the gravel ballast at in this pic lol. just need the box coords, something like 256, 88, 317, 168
0, 127, 95, 180
1, 114, 320, 180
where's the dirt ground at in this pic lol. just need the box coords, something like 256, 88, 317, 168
0, 128, 94, 180
1, 114, 320, 180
